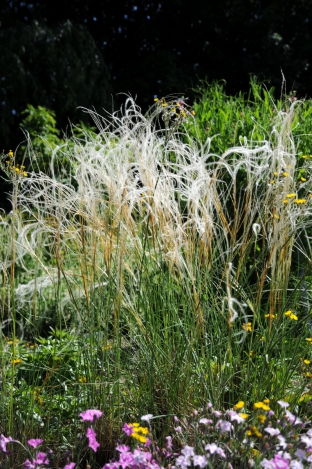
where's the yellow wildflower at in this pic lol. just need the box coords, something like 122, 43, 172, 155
242, 322, 252, 332
263, 399, 270, 404
129, 424, 149, 444
301, 177, 307, 182
294, 199, 306, 204
239, 413, 249, 419
11, 359, 22, 364
252, 449, 261, 457
306, 338, 312, 343
253, 402, 270, 411
247, 426, 262, 438
304, 360, 311, 365
286, 193, 296, 198
258, 414, 267, 424
282, 172, 290, 177
285, 310, 298, 320
302, 155, 307, 159
8, 150, 13, 157
234, 401, 245, 410
253, 402, 263, 409
132, 433, 147, 443
283, 199, 289, 204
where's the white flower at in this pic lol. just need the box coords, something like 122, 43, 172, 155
277, 400, 289, 408
290, 461, 303, 469
264, 427, 280, 436
193, 455, 207, 468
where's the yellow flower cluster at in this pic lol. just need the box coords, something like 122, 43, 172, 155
242, 322, 252, 332
128, 422, 149, 443
265, 313, 276, 319
154, 97, 195, 122
246, 425, 262, 438
253, 400, 270, 411
284, 310, 298, 321
4, 150, 27, 177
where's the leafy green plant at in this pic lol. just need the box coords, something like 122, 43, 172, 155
19, 104, 96, 179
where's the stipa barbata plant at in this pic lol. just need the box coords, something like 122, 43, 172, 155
1, 95, 312, 338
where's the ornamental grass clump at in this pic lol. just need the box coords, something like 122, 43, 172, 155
1, 85, 312, 446
7, 93, 312, 330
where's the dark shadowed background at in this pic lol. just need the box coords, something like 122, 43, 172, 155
0, 0, 311, 198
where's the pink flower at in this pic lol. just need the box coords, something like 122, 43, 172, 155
144, 437, 152, 447
199, 418, 213, 425
24, 452, 49, 468
86, 427, 100, 452
216, 419, 233, 433
28, 439, 44, 448
227, 411, 245, 424
205, 443, 226, 458
175, 455, 192, 469
64, 464, 76, 469
122, 423, 134, 436
193, 455, 207, 468
0, 434, 13, 453
116, 444, 130, 453
24, 460, 35, 469
35, 452, 49, 465
119, 452, 134, 468
260, 454, 290, 469
79, 409, 103, 422
132, 449, 148, 465
181, 446, 194, 458
141, 414, 153, 422
166, 436, 173, 449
